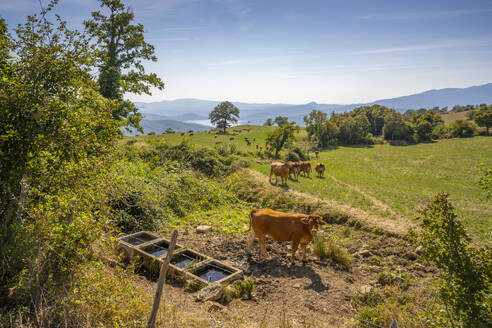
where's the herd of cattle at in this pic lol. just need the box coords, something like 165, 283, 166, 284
173, 129, 329, 263
270, 161, 325, 185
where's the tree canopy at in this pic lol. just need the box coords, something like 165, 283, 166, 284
473, 104, 492, 135
266, 122, 296, 157
84, 0, 164, 130
209, 101, 240, 133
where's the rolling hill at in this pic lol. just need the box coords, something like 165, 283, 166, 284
134, 83, 492, 128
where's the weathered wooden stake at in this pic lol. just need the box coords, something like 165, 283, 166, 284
390, 319, 398, 328
147, 229, 179, 328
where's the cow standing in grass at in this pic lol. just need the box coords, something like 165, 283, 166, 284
315, 163, 325, 177
246, 209, 326, 262
269, 162, 290, 185
299, 161, 311, 177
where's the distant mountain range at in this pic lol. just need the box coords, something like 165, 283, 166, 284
132, 83, 492, 133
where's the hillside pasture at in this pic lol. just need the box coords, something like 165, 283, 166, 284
253, 137, 492, 242
135, 127, 491, 242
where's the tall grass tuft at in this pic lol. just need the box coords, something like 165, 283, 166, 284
313, 235, 353, 271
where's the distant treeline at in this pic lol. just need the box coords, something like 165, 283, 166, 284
302, 104, 491, 148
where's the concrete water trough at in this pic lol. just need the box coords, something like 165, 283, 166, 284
117, 231, 160, 261
117, 231, 243, 286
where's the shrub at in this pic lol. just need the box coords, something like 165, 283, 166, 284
284, 151, 300, 162
431, 124, 451, 139
411, 192, 491, 327
222, 278, 255, 303
449, 119, 477, 138
312, 235, 353, 270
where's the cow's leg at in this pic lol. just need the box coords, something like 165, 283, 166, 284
247, 231, 256, 254
301, 244, 308, 262
291, 240, 300, 263
258, 235, 271, 259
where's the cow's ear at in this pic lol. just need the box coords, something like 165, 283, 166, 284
300, 217, 310, 224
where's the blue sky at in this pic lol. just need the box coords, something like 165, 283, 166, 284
1, 0, 492, 104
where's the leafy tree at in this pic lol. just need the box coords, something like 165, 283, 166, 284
474, 105, 492, 135
209, 101, 240, 133
331, 113, 370, 144
274, 116, 289, 127
352, 105, 394, 136
411, 193, 491, 327
164, 127, 175, 134
450, 120, 477, 138
1, 6, 119, 322
84, 0, 164, 130
304, 110, 339, 147
264, 118, 273, 126
266, 122, 296, 157
382, 112, 414, 141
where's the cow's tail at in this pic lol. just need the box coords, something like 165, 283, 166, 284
243, 209, 256, 232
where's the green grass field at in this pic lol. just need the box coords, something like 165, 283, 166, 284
129, 128, 492, 242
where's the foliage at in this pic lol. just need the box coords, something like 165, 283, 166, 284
209, 101, 240, 133
411, 193, 491, 327
84, 0, 164, 130
304, 110, 339, 147
352, 105, 394, 136
449, 119, 477, 138
382, 111, 414, 141
165, 127, 175, 134
266, 122, 296, 157
274, 115, 289, 127
410, 110, 444, 141
473, 104, 492, 135
312, 235, 353, 270
0, 6, 119, 325
331, 113, 371, 145
264, 118, 274, 126
452, 104, 477, 113
222, 278, 255, 303
479, 164, 492, 200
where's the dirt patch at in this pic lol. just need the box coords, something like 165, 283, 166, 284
135, 226, 436, 327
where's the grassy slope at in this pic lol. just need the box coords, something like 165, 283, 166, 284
148, 127, 492, 242
441, 110, 472, 124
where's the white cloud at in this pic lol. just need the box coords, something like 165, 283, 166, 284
358, 8, 492, 20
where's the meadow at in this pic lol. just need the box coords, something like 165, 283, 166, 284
146, 128, 492, 243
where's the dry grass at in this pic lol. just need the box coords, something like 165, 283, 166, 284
312, 235, 354, 271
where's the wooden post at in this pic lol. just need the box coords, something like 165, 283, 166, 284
147, 229, 179, 328
389, 319, 398, 328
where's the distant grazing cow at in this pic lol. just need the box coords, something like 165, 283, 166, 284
269, 162, 290, 185
256, 144, 259, 150
315, 151, 319, 159
214, 135, 218, 138
189, 133, 194, 136
299, 161, 311, 177
246, 209, 326, 262
230, 137, 235, 141
216, 141, 223, 145
315, 163, 325, 177
188, 130, 194, 133
260, 146, 262, 151
287, 161, 301, 180
180, 132, 185, 136
253, 137, 256, 142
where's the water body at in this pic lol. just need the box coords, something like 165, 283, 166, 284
196, 266, 231, 283
185, 120, 249, 127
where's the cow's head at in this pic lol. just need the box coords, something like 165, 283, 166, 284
301, 214, 326, 236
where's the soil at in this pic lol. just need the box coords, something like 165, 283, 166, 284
132, 225, 437, 328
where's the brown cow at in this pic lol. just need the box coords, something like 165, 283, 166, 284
315, 151, 319, 159
287, 161, 300, 180
315, 163, 325, 177
246, 209, 326, 262
299, 161, 311, 177
180, 132, 185, 136
269, 162, 290, 185
230, 137, 235, 141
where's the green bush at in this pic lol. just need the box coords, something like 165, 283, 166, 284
411, 193, 491, 327
284, 151, 300, 162
449, 120, 477, 138
312, 235, 353, 270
